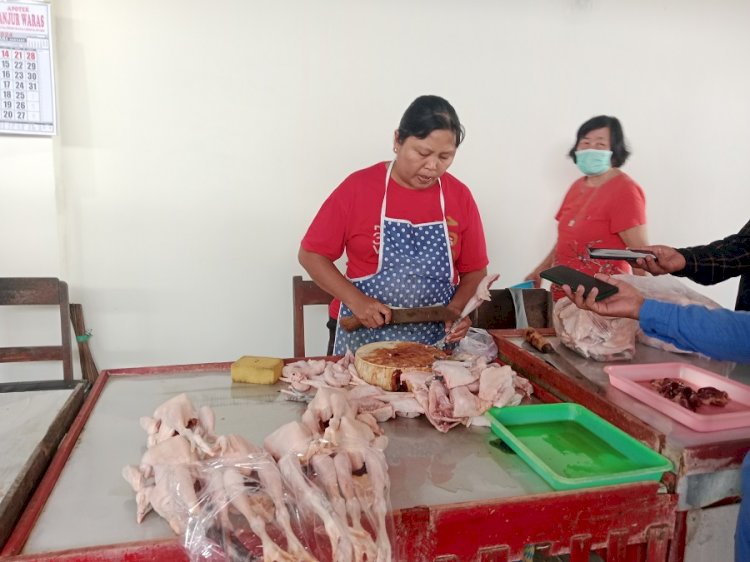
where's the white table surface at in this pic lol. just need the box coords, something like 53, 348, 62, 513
23, 369, 550, 554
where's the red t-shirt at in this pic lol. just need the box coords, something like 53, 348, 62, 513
301, 162, 489, 318
553, 172, 646, 298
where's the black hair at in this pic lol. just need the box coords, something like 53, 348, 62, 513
396, 95, 465, 148
568, 115, 630, 168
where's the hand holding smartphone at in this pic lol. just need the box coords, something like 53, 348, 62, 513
540, 265, 619, 301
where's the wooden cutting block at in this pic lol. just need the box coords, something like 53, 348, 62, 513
354, 341, 447, 391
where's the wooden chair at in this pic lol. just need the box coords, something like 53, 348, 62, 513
0, 278, 73, 381
292, 275, 333, 358
472, 288, 553, 330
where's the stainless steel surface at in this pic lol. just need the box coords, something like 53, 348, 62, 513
23, 370, 550, 554
537, 343, 591, 384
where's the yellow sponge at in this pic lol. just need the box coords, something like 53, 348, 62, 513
230, 356, 283, 384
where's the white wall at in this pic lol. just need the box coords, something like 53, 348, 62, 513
0, 136, 70, 380
3, 0, 749, 370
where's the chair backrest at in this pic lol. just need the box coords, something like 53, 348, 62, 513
472, 288, 553, 330
292, 275, 333, 358
0, 278, 73, 381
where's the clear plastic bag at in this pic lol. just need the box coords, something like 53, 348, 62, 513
179, 443, 394, 562
453, 327, 499, 362
613, 273, 722, 353
553, 297, 638, 361
613, 274, 736, 373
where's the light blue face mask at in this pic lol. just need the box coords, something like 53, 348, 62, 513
575, 149, 612, 176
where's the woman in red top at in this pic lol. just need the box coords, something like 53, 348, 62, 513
527, 115, 648, 299
299, 95, 489, 354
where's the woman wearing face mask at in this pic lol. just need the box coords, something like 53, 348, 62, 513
299, 95, 489, 355
526, 115, 648, 299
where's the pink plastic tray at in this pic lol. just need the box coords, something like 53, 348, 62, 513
605, 362, 750, 432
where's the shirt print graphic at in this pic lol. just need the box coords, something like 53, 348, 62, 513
372, 224, 381, 255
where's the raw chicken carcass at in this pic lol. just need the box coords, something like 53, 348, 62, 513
478, 364, 515, 405
122, 435, 200, 529
223, 468, 297, 562
457, 273, 500, 319
449, 386, 488, 418
278, 454, 354, 562
263, 421, 314, 461
432, 360, 477, 389
301, 387, 353, 435
218, 435, 318, 562
145, 393, 215, 454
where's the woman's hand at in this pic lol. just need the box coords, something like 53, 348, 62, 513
525, 267, 545, 288
526, 247, 556, 288
562, 273, 645, 320
347, 294, 392, 329
444, 314, 472, 343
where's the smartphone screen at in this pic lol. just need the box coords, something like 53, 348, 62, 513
540, 265, 619, 301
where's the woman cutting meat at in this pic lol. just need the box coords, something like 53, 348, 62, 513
299, 95, 489, 354
527, 115, 648, 299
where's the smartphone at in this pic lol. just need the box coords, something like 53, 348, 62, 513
540, 265, 619, 301
588, 248, 657, 263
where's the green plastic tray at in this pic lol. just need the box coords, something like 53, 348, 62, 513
486, 403, 672, 491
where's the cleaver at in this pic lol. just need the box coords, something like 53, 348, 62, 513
340, 305, 458, 332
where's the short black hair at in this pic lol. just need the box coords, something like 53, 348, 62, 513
396, 95, 465, 148
568, 115, 630, 168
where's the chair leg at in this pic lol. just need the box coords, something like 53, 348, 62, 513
326, 318, 337, 356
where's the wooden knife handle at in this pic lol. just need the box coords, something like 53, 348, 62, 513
340, 316, 363, 332
524, 328, 554, 353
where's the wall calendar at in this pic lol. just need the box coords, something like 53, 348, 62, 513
0, 1, 55, 135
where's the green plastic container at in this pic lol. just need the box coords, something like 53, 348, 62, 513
486, 403, 672, 491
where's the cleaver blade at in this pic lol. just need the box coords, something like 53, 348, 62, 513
340, 305, 458, 332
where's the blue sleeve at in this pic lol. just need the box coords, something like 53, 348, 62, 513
639, 299, 750, 363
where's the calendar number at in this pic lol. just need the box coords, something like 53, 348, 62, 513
0, 3, 55, 134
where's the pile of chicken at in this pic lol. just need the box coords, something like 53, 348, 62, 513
282, 353, 531, 433
282, 272, 531, 432
122, 386, 392, 562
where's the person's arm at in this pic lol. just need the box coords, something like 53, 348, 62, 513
618, 221, 649, 276
563, 273, 750, 363
443, 268, 487, 343
639, 300, 750, 363
618, 224, 648, 249
297, 247, 391, 328
637, 220, 750, 283
672, 219, 750, 285
639, 299, 750, 363
526, 247, 555, 288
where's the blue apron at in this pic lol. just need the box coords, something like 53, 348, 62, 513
333, 160, 456, 354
